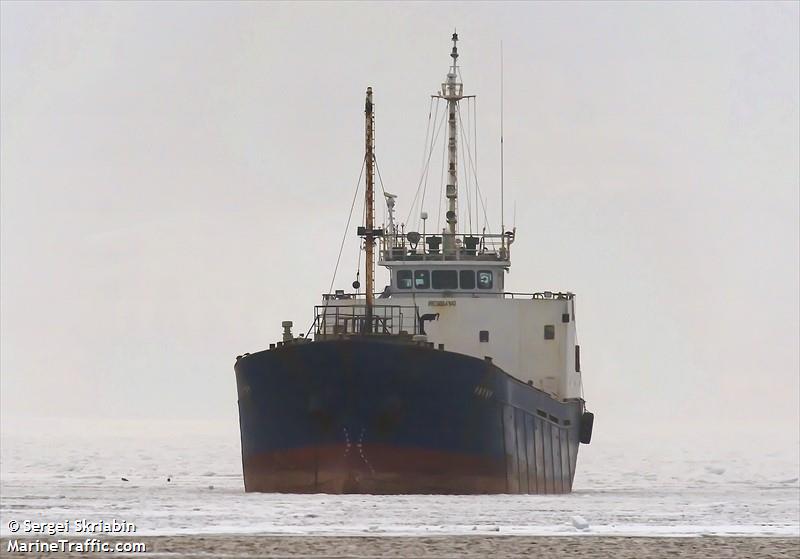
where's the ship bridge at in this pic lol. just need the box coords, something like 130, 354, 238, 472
379, 231, 513, 297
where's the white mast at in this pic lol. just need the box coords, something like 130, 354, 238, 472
442, 32, 464, 249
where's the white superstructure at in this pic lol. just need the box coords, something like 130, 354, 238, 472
314, 33, 584, 403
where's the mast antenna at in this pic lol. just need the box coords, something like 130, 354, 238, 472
500, 40, 505, 249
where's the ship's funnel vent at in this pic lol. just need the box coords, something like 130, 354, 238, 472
281, 321, 293, 342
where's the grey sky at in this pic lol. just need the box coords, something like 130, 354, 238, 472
1, 2, 798, 450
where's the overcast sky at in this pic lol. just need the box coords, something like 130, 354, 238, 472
1, 2, 798, 451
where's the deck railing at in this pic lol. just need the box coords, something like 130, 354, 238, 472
321, 291, 574, 301
379, 232, 512, 262
505, 291, 575, 300
313, 304, 420, 338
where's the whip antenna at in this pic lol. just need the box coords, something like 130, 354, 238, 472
500, 41, 505, 248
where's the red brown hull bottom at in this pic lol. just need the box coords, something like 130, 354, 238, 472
243, 444, 569, 494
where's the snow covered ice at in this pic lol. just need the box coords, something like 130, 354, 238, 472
1, 423, 798, 538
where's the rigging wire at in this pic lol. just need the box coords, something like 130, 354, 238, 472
405, 100, 447, 227
405, 99, 447, 225
452, 69, 481, 235
306, 155, 366, 338
372, 155, 394, 288
407, 97, 435, 224
469, 97, 476, 234
473, 97, 478, 233
435, 112, 448, 234
374, 155, 389, 199
355, 244, 362, 295
456, 103, 492, 233
459, 104, 472, 235
405, 109, 446, 230
416, 106, 443, 232
358, 172, 367, 293
419, 96, 435, 173
455, 66, 480, 232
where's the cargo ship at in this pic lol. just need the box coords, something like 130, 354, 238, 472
235, 33, 593, 494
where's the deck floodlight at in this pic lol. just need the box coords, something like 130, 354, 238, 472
407, 231, 421, 251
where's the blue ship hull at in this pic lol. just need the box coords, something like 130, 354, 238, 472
235, 338, 585, 494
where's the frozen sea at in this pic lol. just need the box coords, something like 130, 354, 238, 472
1, 420, 798, 538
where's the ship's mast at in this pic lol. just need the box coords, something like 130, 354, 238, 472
443, 32, 463, 239
364, 87, 376, 331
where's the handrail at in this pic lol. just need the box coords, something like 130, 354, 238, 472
379, 231, 513, 262
313, 303, 421, 338
322, 292, 385, 301
504, 291, 574, 300
321, 291, 574, 300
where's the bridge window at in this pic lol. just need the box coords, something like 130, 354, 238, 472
414, 270, 430, 289
479, 330, 489, 342
397, 270, 412, 289
459, 270, 475, 289
544, 324, 555, 340
432, 270, 458, 289
477, 270, 493, 289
